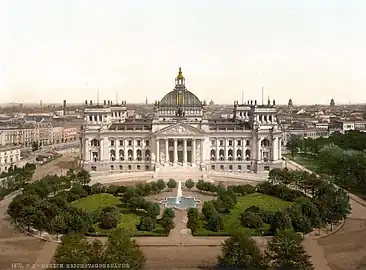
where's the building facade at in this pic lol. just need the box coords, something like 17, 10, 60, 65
80, 68, 283, 174
0, 145, 21, 173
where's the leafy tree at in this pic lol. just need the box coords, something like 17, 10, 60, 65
146, 203, 160, 219
240, 211, 264, 229
160, 217, 175, 234
202, 201, 216, 221
19, 206, 37, 231
187, 208, 202, 233
266, 229, 313, 270
270, 211, 293, 233
49, 214, 67, 239
75, 169, 91, 185
138, 216, 155, 231
196, 180, 205, 191
185, 179, 195, 191
54, 233, 102, 265
161, 208, 175, 219
31, 141, 39, 151
167, 178, 177, 191
100, 212, 118, 229
218, 229, 265, 269
156, 179, 166, 192
206, 212, 224, 232
286, 135, 302, 159
101, 228, 146, 269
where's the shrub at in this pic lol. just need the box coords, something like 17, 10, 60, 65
229, 184, 256, 196
240, 211, 264, 229
100, 212, 118, 229
161, 208, 175, 220
138, 217, 155, 232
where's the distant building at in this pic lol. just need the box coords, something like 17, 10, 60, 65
288, 99, 293, 107
0, 145, 21, 173
330, 98, 335, 107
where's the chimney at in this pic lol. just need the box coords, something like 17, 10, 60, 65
63, 100, 66, 115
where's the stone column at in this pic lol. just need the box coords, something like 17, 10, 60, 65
272, 137, 277, 161
100, 139, 104, 161
216, 138, 219, 161
257, 139, 261, 161
224, 138, 228, 161
165, 138, 169, 165
192, 138, 196, 166
132, 139, 136, 161
174, 138, 178, 166
200, 139, 204, 163
278, 138, 282, 159
124, 139, 127, 161
233, 138, 236, 161
84, 138, 89, 161
156, 139, 160, 164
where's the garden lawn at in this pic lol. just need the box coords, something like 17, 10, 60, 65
70, 193, 120, 212
291, 153, 322, 174
196, 193, 291, 236
71, 193, 167, 236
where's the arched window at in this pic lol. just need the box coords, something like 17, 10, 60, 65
91, 139, 100, 147
119, 150, 124, 161
236, 149, 242, 161
219, 149, 224, 161
210, 149, 216, 161
261, 139, 270, 147
137, 150, 142, 161
228, 149, 233, 161
110, 150, 116, 161
245, 149, 251, 161
145, 150, 150, 161
128, 149, 133, 161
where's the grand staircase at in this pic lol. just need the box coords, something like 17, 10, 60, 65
154, 165, 205, 181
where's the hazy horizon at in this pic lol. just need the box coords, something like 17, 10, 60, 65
1, 0, 366, 105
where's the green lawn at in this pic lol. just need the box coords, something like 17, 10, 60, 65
71, 193, 166, 236
290, 153, 322, 174
196, 193, 291, 236
70, 193, 121, 211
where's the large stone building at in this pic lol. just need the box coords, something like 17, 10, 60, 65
80, 68, 283, 174
0, 145, 21, 173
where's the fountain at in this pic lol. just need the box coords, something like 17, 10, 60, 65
160, 180, 201, 209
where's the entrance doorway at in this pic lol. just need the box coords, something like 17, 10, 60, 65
178, 151, 183, 163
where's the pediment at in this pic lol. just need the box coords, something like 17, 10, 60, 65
156, 123, 203, 136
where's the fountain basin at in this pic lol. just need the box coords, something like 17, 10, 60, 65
159, 196, 201, 209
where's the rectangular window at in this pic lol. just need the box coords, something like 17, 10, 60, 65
211, 165, 215, 171
137, 165, 141, 171
119, 165, 123, 170
110, 165, 114, 170
128, 140, 132, 146
220, 140, 224, 146
229, 140, 233, 146
246, 140, 250, 146
119, 140, 123, 146
128, 165, 132, 171
220, 165, 224, 171
229, 165, 233, 171
237, 140, 241, 146
137, 140, 141, 146
238, 165, 242, 171
145, 140, 150, 147
110, 140, 115, 146
211, 140, 216, 146
264, 166, 270, 171
145, 165, 150, 170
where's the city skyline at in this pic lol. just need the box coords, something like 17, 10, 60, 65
1, 0, 366, 105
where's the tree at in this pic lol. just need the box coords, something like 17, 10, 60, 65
270, 211, 293, 233
266, 229, 313, 270
161, 208, 175, 220
146, 203, 160, 219
101, 228, 146, 269
185, 179, 195, 191
206, 212, 224, 232
240, 211, 264, 229
201, 201, 216, 221
187, 208, 202, 233
167, 178, 177, 191
138, 217, 155, 231
49, 214, 67, 239
54, 233, 102, 265
156, 179, 166, 192
218, 229, 265, 269
160, 217, 175, 234
75, 169, 91, 185
196, 180, 205, 191
31, 141, 39, 151
286, 135, 302, 159
100, 212, 118, 229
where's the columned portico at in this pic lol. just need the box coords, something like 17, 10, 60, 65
156, 137, 202, 168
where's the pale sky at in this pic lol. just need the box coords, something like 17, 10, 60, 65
1, 0, 366, 105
